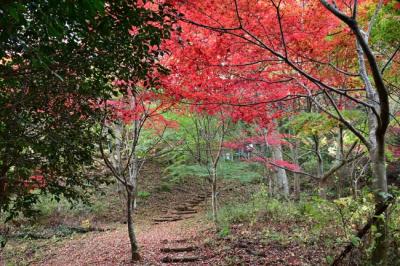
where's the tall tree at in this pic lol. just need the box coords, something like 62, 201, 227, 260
0, 0, 176, 218
165, 0, 398, 262
100, 81, 173, 261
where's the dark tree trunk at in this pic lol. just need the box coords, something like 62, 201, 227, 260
127, 190, 140, 262
211, 167, 218, 228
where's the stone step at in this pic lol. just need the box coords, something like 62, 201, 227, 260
153, 217, 183, 222
159, 215, 182, 219
160, 246, 198, 253
171, 210, 197, 215
174, 206, 194, 211
161, 256, 200, 263
161, 239, 188, 244
187, 200, 202, 205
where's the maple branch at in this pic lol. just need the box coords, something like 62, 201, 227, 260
269, 161, 318, 179
228, 73, 293, 84
179, 93, 309, 107
180, 17, 241, 33
321, 0, 390, 138
352, 0, 358, 19
319, 0, 354, 25
297, 54, 359, 77
324, 87, 379, 137
180, 8, 380, 123
328, 63, 359, 77
298, 81, 370, 149
323, 89, 348, 121
255, 14, 277, 49
367, 0, 383, 37
272, 0, 288, 57
206, 58, 283, 68
269, 142, 364, 183
121, 112, 148, 176
99, 107, 129, 187
320, 142, 364, 182
237, 23, 377, 111
381, 45, 400, 74
137, 122, 168, 160
233, 0, 243, 28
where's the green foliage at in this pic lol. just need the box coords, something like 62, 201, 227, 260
215, 186, 394, 256
218, 201, 257, 226
283, 112, 337, 136
0, 1, 176, 218
30, 193, 108, 221
0, 233, 6, 248
387, 188, 400, 263
325, 255, 334, 265
165, 163, 209, 182
370, 0, 400, 88
137, 191, 151, 199
218, 225, 231, 238
262, 229, 290, 245
165, 161, 262, 183
217, 187, 303, 231
284, 110, 365, 138
371, 0, 400, 46
218, 161, 263, 183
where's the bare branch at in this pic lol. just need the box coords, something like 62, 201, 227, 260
381, 45, 400, 74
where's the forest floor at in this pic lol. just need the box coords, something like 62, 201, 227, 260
1, 162, 329, 265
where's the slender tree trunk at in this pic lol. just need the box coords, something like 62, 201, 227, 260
211, 166, 218, 228
353, 32, 390, 264
335, 126, 345, 198
268, 174, 273, 196
0, 171, 8, 206
313, 135, 326, 198
271, 139, 289, 197
126, 189, 140, 261
291, 139, 301, 200
370, 141, 388, 265
0, 179, 6, 204
126, 155, 140, 261
362, 62, 389, 264
353, 178, 359, 199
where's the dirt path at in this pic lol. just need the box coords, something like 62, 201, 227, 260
37, 218, 208, 265
36, 192, 213, 265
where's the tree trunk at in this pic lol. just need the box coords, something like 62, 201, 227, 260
268, 175, 273, 196
127, 190, 140, 261
0, 176, 8, 206
211, 167, 218, 228
364, 73, 389, 264
353, 179, 358, 199
271, 140, 289, 197
335, 126, 345, 198
318, 179, 327, 199
313, 135, 326, 198
354, 33, 389, 264
127, 155, 140, 261
291, 139, 301, 200
370, 141, 388, 265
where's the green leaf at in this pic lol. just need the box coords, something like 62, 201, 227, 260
350, 236, 361, 247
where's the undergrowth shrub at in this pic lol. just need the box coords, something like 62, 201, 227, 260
217, 186, 342, 243
1, 183, 122, 227
216, 185, 400, 264
165, 161, 263, 184
137, 191, 151, 199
